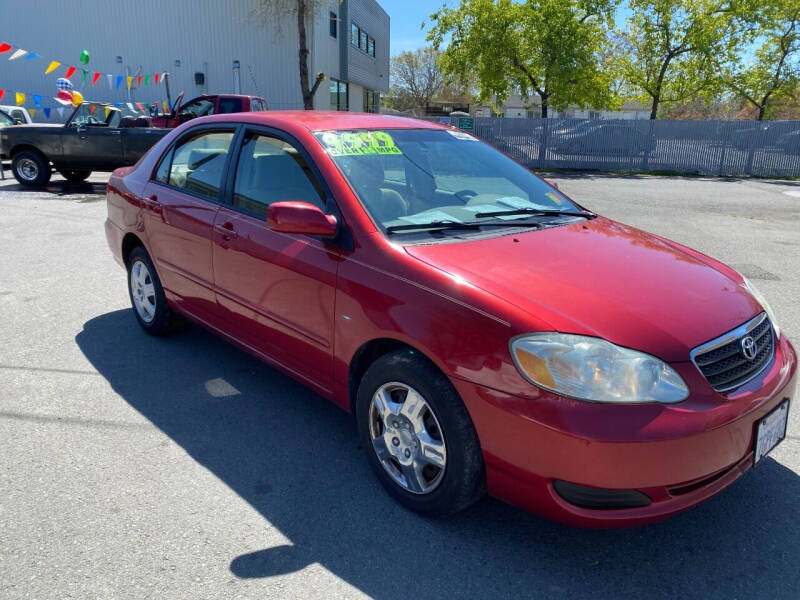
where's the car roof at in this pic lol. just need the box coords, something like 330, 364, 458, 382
197, 110, 444, 132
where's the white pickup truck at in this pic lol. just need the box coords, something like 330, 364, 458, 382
0, 106, 34, 124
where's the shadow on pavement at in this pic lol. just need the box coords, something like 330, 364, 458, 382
76, 310, 800, 599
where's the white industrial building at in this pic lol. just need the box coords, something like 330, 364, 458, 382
0, 0, 389, 120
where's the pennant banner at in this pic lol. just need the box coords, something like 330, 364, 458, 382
0, 39, 168, 94
15, 92, 25, 105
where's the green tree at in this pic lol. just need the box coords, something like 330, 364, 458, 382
725, 1, 799, 120
390, 48, 445, 114
618, 0, 747, 120
427, 0, 619, 118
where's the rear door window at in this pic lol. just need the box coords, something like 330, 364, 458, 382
167, 130, 235, 201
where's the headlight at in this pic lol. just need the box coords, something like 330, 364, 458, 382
510, 333, 688, 404
741, 276, 781, 338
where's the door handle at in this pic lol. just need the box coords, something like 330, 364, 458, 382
143, 194, 162, 214
214, 222, 238, 240
109, 129, 121, 135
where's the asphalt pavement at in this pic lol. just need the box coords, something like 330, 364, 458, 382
1, 171, 798, 599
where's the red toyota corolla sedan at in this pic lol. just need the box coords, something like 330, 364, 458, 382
105, 111, 796, 527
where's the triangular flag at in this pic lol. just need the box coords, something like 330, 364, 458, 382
9, 49, 28, 60
136, 102, 145, 113
126, 76, 133, 89
64, 66, 76, 78
162, 101, 168, 113
24, 53, 39, 60
144, 75, 150, 86
114, 102, 123, 108
82, 69, 89, 84
0, 90, 4, 101
91, 72, 101, 86
154, 73, 160, 86
33, 94, 42, 106
127, 102, 135, 111
89, 105, 96, 115
0, 43, 11, 53
29, 108, 37, 118
45, 60, 60, 74
15, 92, 25, 105
57, 107, 64, 119
137, 75, 142, 87
145, 103, 151, 112
116, 75, 123, 88
106, 74, 113, 89
104, 107, 111, 118
44, 107, 51, 118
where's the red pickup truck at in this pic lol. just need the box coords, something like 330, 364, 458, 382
149, 94, 268, 128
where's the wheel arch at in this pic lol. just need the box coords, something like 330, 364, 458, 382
347, 337, 444, 415
121, 232, 146, 267
10, 144, 48, 161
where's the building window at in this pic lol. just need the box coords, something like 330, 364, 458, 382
330, 79, 348, 111
363, 89, 380, 113
351, 23, 376, 57
329, 12, 337, 38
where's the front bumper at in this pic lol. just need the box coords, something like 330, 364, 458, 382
452, 335, 797, 528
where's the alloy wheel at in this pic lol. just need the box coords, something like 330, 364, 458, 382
130, 260, 156, 323
368, 382, 447, 494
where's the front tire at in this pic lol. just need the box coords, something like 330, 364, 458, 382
12, 150, 51, 187
356, 350, 485, 516
126, 246, 174, 336
60, 169, 91, 182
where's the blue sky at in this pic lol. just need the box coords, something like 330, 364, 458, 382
380, 0, 453, 55
381, 1, 632, 56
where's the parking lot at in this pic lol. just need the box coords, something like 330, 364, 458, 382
1, 171, 798, 599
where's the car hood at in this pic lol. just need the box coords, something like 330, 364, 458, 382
403, 217, 761, 362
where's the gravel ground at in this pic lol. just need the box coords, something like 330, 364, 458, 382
0, 170, 798, 600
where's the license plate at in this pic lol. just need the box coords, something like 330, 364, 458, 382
754, 399, 790, 465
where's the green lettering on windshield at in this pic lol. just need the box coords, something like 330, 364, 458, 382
320, 130, 403, 156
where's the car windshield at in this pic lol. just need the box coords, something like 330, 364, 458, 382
0, 110, 13, 126
315, 128, 582, 234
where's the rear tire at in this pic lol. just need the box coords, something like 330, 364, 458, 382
126, 246, 174, 336
356, 350, 486, 516
60, 170, 91, 183
12, 150, 51, 187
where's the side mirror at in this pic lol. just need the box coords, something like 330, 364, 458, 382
267, 201, 338, 238
13, 118, 23, 125
545, 179, 559, 190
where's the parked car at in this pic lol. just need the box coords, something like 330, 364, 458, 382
550, 122, 655, 155
1, 101, 169, 186
105, 111, 795, 528
0, 105, 34, 124
148, 94, 268, 128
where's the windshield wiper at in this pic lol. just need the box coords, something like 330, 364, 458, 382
385, 220, 542, 234
474, 207, 595, 219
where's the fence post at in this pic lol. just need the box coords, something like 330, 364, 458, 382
538, 118, 549, 166
642, 119, 655, 171
717, 121, 728, 177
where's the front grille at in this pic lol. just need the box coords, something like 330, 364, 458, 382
691, 313, 774, 393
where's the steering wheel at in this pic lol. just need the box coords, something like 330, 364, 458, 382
453, 189, 479, 203
86, 115, 100, 125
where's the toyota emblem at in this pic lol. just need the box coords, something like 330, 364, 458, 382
740, 336, 758, 360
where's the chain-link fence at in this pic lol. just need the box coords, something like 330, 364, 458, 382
420, 117, 800, 178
